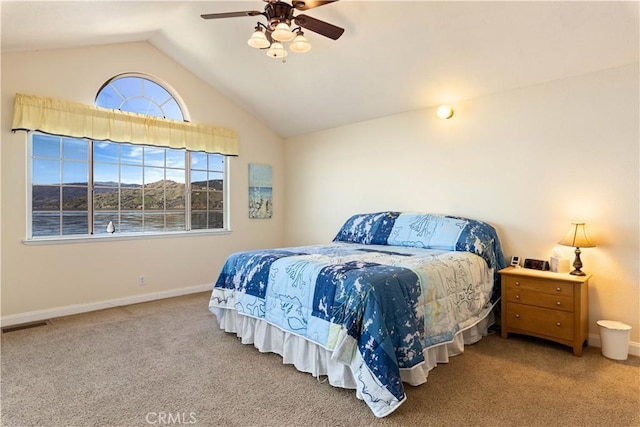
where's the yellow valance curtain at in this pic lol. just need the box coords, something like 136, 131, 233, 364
11, 93, 239, 156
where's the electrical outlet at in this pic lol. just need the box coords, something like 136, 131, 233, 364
139, 275, 145, 286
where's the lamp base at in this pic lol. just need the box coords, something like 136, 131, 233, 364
570, 247, 586, 276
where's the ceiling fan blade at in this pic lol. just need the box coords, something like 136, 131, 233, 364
294, 14, 344, 40
292, 1, 338, 11
201, 11, 262, 20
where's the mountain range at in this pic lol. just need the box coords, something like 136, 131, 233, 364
32, 180, 223, 211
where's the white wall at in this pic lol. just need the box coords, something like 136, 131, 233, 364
1, 42, 285, 321
284, 64, 640, 344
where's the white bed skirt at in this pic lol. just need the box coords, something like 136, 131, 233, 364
212, 307, 493, 391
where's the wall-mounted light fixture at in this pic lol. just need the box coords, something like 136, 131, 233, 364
437, 105, 454, 119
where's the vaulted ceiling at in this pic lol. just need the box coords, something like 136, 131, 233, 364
2, 1, 638, 137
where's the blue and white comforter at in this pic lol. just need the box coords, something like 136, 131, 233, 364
209, 213, 505, 417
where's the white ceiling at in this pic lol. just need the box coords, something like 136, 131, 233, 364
2, 1, 638, 138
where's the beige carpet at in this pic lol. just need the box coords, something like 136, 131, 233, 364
1, 292, 638, 427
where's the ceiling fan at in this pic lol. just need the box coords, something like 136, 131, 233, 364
201, 0, 344, 59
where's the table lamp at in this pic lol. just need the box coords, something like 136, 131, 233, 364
558, 222, 595, 276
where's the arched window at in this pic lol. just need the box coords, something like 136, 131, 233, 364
29, 74, 227, 239
95, 74, 185, 121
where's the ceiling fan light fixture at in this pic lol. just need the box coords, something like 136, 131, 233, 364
290, 32, 311, 53
247, 28, 270, 49
266, 42, 288, 58
201, 1, 346, 61
272, 22, 295, 42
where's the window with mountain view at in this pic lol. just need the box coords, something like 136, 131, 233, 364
29, 74, 227, 238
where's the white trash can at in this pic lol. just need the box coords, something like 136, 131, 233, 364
597, 320, 631, 360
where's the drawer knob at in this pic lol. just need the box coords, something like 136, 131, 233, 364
556, 322, 561, 327
556, 287, 561, 292
515, 281, 520, 286
515, 314, 520, 319
556, 301, 561, 306
515, 295, 520, 299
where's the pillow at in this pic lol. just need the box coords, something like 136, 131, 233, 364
386, 213, 466, 250
332, 211, 400, 245
334, 211, 505, 270
451, 216, 506, 271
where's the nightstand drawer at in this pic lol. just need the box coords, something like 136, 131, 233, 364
505, 276, 574, 297
505, 302, 574, 341
505, 287, 574, 312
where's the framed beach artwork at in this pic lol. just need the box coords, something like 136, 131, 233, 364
248, 163, 273, 219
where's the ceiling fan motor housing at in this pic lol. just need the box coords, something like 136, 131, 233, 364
265, 2, 295, 29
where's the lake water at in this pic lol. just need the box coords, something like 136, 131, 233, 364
32, 211, 221, 236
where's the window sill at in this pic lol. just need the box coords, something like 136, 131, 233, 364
22, 229, 232, 246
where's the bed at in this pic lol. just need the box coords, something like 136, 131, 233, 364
209, 212, 506, 417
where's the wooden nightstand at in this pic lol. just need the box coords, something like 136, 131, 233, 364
499, 267, 590, 356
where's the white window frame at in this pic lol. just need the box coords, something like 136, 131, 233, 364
25, 133, 231, 244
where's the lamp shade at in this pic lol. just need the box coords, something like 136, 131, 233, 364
266, 42, 288, 58
558, 223, 595, 248
290, 33, 311, 53
272, 22, 294, 42
247, 29, 270, 49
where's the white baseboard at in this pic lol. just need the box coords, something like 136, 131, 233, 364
589, 332, 640, 358
1, 283, 213, 328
